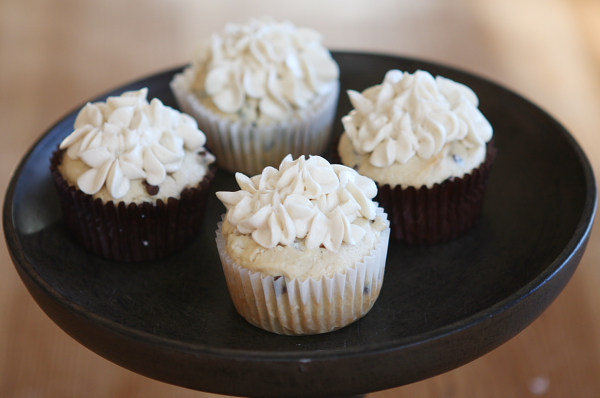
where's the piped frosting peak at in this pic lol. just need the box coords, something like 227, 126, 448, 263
216, 155, 378, 251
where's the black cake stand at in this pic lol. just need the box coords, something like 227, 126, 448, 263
3, 52, 597, 398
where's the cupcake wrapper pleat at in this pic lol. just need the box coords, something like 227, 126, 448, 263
215, 207, 390, 335
377, 140, 497, 245
171, 73, 340, 176
50, 150, 217, 262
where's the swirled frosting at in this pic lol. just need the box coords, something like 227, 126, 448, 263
340, 69, 493, 187
186, 17, 339, 123
216, 155, 379, 251
59, 88, 213, 200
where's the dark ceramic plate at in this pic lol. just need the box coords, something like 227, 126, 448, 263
3, 52, 597, 398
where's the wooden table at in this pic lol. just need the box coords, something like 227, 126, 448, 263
1, 1, 599, 396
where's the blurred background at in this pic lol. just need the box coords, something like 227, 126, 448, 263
2, 0, 600, 396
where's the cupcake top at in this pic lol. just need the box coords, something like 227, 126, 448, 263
183, 16, 339, 124
217, 154, 380, 251
58, 88, 215, 203
216, 155, 387, 280
339, 69, 493, 188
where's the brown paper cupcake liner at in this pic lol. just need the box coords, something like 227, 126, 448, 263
50, 150, 217, 262
376, 141, 497, 245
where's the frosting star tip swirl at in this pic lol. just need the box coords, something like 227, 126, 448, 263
58, 88, 214, 201
216, 154, 380, 251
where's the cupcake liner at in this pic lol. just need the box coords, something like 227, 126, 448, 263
50, 150, 217, 262
376, 141, 497, 245
215, 207, 390, 335
171, 72, 340, 176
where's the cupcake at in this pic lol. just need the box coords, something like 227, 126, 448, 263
337, 69, 496, 245
171, 17, 340, 176
51, 88, 217, 262
215, 155, 390, 335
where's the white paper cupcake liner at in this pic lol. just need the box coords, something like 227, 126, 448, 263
171, 70, 340, 176
215, 207, 390, 335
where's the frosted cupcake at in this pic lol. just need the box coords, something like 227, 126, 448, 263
337, 69, 496, 245
215, 155, 390, 335
171, 17, 340, 176
50, 88, 217, 261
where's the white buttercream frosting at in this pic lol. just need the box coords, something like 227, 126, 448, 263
184, 17, 339, 123
216, 155, 379, 251
340, 69, 493, 187
59, 88, 214, 200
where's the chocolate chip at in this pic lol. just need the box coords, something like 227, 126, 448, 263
452, 154, 463, 164
142, 181, 160, 196
274, 275, 287, 294
363, 286, 371, 295
198, 150, 207, 156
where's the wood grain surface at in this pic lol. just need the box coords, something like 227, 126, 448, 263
1, 0, 600, 397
